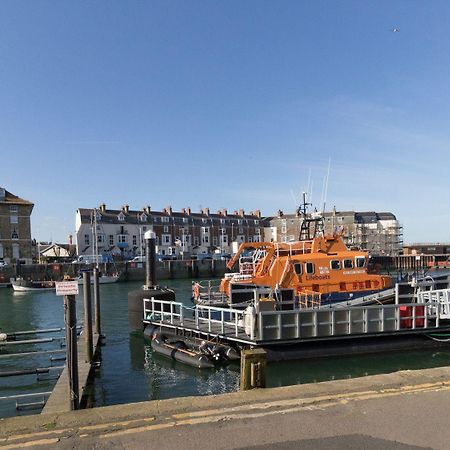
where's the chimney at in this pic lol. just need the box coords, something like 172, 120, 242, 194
203, 207, 210, 216
239, 209, 245, 217
222, 208, 228, 216
233, 210, 238, 216
144, 205, 151, 215
278, 209, 284, 217
99, 203, 106, 213
181, 208, 186, 214
68, 234, 73, 245
186, 207, 191, 215
249, 211, 254, 216
122, 204, 129, 214
164, 206, 173, 215
255, 210, 261, 218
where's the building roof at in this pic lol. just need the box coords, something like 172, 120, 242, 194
77, 207, 271, 226
0, 188, 33, 206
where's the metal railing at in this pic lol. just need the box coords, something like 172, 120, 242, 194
418, 288, 450, 320
257, 302, 441, 341
194, 305, 246, 338
143, 298, 184, 325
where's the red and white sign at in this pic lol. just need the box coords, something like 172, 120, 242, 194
55, 281, 79, 296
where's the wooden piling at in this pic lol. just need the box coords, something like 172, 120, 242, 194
64, 294, 79, 410
93, 268, 101, 335
82, 271, 93, 363
240, 348, 267, 390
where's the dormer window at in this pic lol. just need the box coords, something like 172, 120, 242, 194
95, 212, 102, 222
140, 214, 147, 222
118, 212, 125, 222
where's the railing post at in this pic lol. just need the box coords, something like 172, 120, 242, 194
64, 294, 79, 411
93, 267, 101, 335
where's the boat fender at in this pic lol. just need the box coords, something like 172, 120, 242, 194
0, 333, 7, 342
244, 305, 256, 337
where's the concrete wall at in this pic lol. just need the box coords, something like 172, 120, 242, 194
0, 259, 229, 283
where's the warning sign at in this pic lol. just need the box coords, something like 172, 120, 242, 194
55, 281, 79, 296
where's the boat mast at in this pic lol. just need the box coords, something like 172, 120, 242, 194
298, 192, 324, 241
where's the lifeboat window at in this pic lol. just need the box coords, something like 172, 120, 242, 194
305, 262, 315, 274
294, 263, 302, 275
355, 256, 365, 268
330, 260, 341, 270
343, 259, 353, 269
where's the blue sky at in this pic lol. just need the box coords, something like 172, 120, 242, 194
1, 1, 450, 243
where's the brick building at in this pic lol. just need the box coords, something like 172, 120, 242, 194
0, 187, 34, 264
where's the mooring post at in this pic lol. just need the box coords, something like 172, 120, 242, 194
93, 267, 101, 335
145, 231, 156, 288
240, 348, 267, 391
64, 294, 79, 410
82, 271, 93, 363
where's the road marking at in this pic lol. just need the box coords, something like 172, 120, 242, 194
2, 380, 450, 446
0, 438, 60, 449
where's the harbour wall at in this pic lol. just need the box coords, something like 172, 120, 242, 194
0, 254, 445, 284
0, 259, 229, 283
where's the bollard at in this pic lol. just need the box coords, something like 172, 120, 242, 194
82, 271, 93, 363
145, 231, 156, 288
93, 268, 101, 335
64, 294, 79, 410
240, 348, 267, 390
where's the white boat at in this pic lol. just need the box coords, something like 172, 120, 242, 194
77, 272, 121, 285
11, 278, 56, 292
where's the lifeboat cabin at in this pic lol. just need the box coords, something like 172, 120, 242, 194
219, 234, 392, 304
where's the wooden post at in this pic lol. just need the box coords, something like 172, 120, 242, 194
64, 294, 79, 410
240, 348, 267, 391
82, 271, 93, 363
93, 267, 101, 335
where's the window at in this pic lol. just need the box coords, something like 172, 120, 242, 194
281, 219, 287, 226
162, 234, 171, 244
183, 218, 188, 223
163, 225, 169, 233
220, 234, 228, 244
305, 262, 315, 274
109, 235, 114, 246
12, 244, 19, 259
10, 205, 18, 213
202, 236, 209, 244
168, 247, 176, 255
142, 226, 147, 231
118, 235, 127, 243
213, 236, 218, 246
84, 234, 90, 245
202, 227, 209, 233
202, 218, 207, 224
281, 226, 287, 234
255, 228, 261, 234
10, 215, 18, 224
254, 220, 259, 225
132, 235, 137, 246
11, 228, 19, 239
0, 243, 3, 258
343, 259, 353, 269
330, 260, 341, 270
161, 216, 170, 223
220, 219, 225, 224
96, 212, 102, 222
97, 234, 105, 243
294, 263, 302, 275
194, 236, 199, 246
356, 256, 366, 268
118, 213, 125, 222
140, 214, 147, 222
238, 227, 244, 234
253, 235, 261, 242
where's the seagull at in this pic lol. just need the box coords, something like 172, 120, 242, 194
392, 27, 400, 32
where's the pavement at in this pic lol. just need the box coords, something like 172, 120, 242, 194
1, 366, 450, 449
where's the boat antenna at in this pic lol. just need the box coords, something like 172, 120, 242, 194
322, 157, 331, 213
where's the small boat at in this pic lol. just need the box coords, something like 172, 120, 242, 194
147, 329, 240, 369
76, 272, 121, 285
11, 278, 56, 292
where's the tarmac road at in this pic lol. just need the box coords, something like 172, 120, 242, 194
1, 367, 450, 449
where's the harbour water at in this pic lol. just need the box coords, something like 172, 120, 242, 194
1, 279, 450, 418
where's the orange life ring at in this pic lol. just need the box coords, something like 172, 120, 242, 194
193, 283, 200, 299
